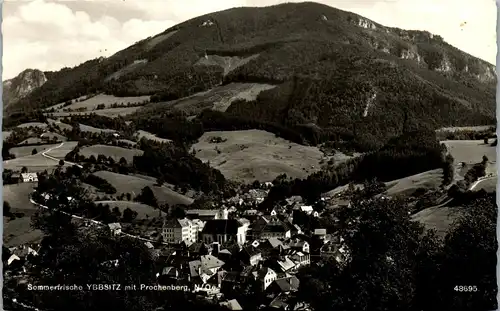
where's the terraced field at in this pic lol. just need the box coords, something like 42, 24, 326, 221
80, 145, 144, 163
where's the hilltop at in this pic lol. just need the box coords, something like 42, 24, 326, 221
3, 2, 496, 150
3, 69, 47, 110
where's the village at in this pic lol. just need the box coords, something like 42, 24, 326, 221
4, 179, 351, 311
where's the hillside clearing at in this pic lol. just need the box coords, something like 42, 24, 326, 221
47, 107, 142, 118
17, 122, 48, 129
145, 30, 178, 50
95, 201, 158, 220
80, 145, 144, 163
436, 125, 495, 133
48, 93, 150, 111
134, 130, 172, 144
18, 137, 45, 145
41, 131, 67, 141
4, 216, 44, 247
93, 171, 194, 206
47, 119, 73, 131
471, 177, 497, 193
3, 154, 62, 172
442, 140, 497, 175
9, 143, 60, 158
411, 206, 463, 239
79, 124, 117, 133
105, 60, 148, 81
384, 169, 443, 197
3, 131, 13, 140
3, 183, 43, 247
324, 169, 443, 198
172, 82, 276, 113
3, 183, 38, 211
190, 130, 327, 183
194, 54, 260, 76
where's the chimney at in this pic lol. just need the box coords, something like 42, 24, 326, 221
212, 242, 220, 254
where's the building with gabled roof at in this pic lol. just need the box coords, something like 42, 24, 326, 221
201, 219, 248, 245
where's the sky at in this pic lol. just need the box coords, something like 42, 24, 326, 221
2, 0, 497, 80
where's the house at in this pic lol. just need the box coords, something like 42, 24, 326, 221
259, 221, 292, 240
239, 246, 262, 266
300, 205, 314, 215
268, 276, 300, 295
253, 267, 277, 291
277, 256, 297, 272
188, 242, 209, 257
220, 299, 243, 311
289, 251, 310, 267
162, 218, 198, 244
21, 173, 38, 183
320, 240, 348, 263
185, 208, 227, 221
286, 238, 310, 253
108, 223, 121, 235
201, 219, 248, 245
313, 229, 327, 240
252, 216, 292, 240
189, 255, 225, 284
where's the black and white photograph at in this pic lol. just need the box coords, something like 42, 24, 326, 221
1, 0, 498, 310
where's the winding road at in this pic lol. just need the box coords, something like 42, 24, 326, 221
41, 142, 83, 168
468, 175, 497, 191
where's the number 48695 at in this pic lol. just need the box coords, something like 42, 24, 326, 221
454, 285, 478, 292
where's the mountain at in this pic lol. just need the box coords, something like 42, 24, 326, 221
3, 69, 47, 109
5, 2, 496, 148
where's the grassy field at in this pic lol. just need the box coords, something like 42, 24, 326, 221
47, 107, 142, 118
411, 206, 464, 239
93, 170, 194, 206
43, 141, 79, 159
3, 131, 13, 140
134, 130, 172, 144
10, 143, 60, 158
143, 82, 276, 115
18, 137, 45, 145
47, 119, 73, 131
4, 141, 78, 172
95, 200, 158, 220
79, 145, 144, 163
442, 140, 497, 175
436, 125, 494, 133
41, 131, 67, 141
79, 124, 117, 133
4, 217, 44, 247
324, 169, 443, 198
3, 183, 37, 211
3, 154, 61, 172
3, 183, 43, 247
190, 130, 327, 183
17, 122, 48, 129
384, 169, 443, 197
472, 177, 497, 192
194, 54, 261, 76
49, 93, 150, 111
118, 139, 137, 147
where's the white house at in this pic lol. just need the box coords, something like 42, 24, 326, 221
21, 173, 38, 183
253, 267, 277, 291
108, 223, 122, 235
162, 218, 198, 244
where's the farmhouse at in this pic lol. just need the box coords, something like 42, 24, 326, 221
21, 173, 38, 183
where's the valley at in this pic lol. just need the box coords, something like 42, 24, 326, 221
1, 2, 497, 311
